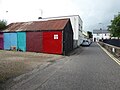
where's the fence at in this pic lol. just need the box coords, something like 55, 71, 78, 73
99, 41, 120, 58
103, 39, 120, 47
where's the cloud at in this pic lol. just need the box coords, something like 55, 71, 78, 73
0, 0, 79, 22
73, 0, 120, 31
0, 0, 120, 31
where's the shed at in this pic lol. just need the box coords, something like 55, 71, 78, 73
17, 32, 26, 51
4, 33, 17, 50
0, 32, 4, 50
3, 19, 73, 54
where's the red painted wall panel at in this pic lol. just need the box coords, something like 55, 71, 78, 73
43, 31, 62, 54
26, 32, 42, 52
0, 33, 3, 50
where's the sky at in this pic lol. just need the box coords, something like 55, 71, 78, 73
0, 0, 120, 32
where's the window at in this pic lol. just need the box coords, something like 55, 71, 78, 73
54, 34, 58, 39
79, 24, 81, 29
79, 24, 80, 28
81, 26, 82, 29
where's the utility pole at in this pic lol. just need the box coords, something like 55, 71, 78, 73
99, 23, 103, 40
38, 9, 43, 19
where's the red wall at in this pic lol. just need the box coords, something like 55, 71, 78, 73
26, 32, 43, 52
0, 33, 3, 50
26, 31, 62, 54
43, 31, 62, 54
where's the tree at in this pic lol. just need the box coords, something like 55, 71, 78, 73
0, 20, 7, 31
108, 13, 120, 38
87, 31, 93, 38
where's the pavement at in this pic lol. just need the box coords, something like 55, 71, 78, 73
4, 43, 120, 90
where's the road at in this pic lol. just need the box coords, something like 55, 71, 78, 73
5, 43, 120, 90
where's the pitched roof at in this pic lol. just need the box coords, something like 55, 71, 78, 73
93, 30, 110, 34
4, 19, 69, 32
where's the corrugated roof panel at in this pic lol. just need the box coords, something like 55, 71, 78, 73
4, 19, 69, 32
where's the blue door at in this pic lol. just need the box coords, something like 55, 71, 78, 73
4, 33, 17, 50
4, 33, 11, 50
10, 33, 17, 49
17, 32, 26, 52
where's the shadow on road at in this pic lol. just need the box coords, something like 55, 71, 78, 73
66, 47, 84, 56
67, 43, 97, 56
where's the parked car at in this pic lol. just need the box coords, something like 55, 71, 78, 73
81, 40, 90, 46
87, 39, 92, 45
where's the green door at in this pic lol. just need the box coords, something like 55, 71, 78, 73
17, 32, 26, 52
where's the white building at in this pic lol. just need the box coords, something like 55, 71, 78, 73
38, 15, 83, 48
93, 29, 110, 42
82, 30, 88, 39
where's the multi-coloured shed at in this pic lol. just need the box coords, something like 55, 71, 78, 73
3, 19, 73, 54
0, 32, 3, 50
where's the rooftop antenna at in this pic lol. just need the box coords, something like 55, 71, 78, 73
38, 9, 43, 19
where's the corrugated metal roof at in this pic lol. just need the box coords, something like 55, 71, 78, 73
4, 19, 69, 32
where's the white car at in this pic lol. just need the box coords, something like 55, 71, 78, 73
87, 39, 92, 45
81, 40, 90, 46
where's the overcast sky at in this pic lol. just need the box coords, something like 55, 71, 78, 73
0, 0, 120, 31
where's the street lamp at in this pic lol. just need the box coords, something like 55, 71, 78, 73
99, 23, 103, 40
100, 28, 103, 40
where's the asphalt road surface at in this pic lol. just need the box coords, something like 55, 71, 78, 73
6, 43, 120, 90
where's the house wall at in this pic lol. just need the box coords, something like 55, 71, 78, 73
93, 33, 110, 42
42, 31, 62, 54
69, 16, 78, 48
78, 16, 83, 45
17, 32, 26, 51
26, 32, 42, 52
4, 33, 17, 50
0, 33, 3, 50
73, 16, 83, 46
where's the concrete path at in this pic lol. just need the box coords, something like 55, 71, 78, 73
6, 43, 120, 90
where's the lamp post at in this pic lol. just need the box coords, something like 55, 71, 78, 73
99, 23, 103, 40
100, 28, 103, 40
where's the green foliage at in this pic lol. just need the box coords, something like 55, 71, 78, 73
108, 13, 120, 38
0, 20, 7, 31
87, 31, 93, 38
